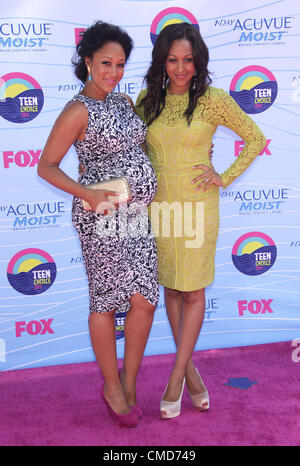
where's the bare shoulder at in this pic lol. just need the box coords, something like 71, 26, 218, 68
53, 99, 88, 128
46, 100, 88, 145
62, 99, 88, 117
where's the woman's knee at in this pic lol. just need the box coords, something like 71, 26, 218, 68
129, 293, 156, 313
89, 308, 115, 324
164, 287, 182, 300
182, 289, 205, 306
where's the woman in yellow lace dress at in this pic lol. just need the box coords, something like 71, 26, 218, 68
135, 23, 266, 419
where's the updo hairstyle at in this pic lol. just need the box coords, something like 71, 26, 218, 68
72, 21, 133, 83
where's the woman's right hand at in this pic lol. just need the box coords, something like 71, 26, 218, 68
83, 188, 119, 215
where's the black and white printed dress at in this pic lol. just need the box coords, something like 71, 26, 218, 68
71, 93, 159, 314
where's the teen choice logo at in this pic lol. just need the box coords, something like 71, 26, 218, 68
232, 232, 277, 275
229, 65, 277, 114
0, 72, 44, 123
115, 310, 127, 340
150, 7, 199, 45
7, 248, 57, 295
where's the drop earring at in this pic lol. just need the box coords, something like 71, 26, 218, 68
192, 73, 197, 91
87, 65, 92, 82
162, 66, 167, 90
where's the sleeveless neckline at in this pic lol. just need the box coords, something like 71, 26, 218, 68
77, 92, 112, 103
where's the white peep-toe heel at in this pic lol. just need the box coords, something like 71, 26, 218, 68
187, 368, 209, 411
160, 378, 186, 419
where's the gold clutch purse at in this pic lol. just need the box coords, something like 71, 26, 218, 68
81, 177, 132, 211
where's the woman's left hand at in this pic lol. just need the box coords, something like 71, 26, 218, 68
191, 164, 223, 192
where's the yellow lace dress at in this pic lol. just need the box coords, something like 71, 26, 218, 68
135, 86, 266, 291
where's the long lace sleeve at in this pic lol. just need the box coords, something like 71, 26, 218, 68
210, 88, 266, 189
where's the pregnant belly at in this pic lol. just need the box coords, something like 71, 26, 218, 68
127, 160, 157, 205
80, 147, 157, 205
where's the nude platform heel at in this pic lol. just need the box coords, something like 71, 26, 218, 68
187, 368, 209, 411
160, 378, 186, 419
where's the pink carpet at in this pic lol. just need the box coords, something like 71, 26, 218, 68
0, 341, 299, 446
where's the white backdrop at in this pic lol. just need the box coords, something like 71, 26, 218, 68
0, 0, 299, 371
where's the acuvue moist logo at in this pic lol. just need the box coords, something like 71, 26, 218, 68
0, 72, 44, 123
0, 21, 52, 51
229, 65, 277, 114
220, 187, 290, 216
214, 15, 294, 47
1, 200, 67, 231
150, 7, 199, 46
232, 231, 277, 276
7, 248, 57, 295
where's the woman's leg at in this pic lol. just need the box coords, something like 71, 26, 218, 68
164, 287, 207, 396
164, 287, 183, 343
162, 288, 206, 402
121, 293, 156, 407
89, 310, 130, 414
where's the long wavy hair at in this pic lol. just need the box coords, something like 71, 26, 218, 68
139, 23, 211, 125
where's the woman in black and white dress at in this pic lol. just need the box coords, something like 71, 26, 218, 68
38, 21, 158, 427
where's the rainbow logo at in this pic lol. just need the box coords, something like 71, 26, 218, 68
0, 72, 44, 123
229, 65, 277, 114
150, 7, 199, 46
7, 248, 57, 295
232, 231, 277, 276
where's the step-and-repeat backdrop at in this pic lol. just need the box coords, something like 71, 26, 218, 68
1, 0, 299, 370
